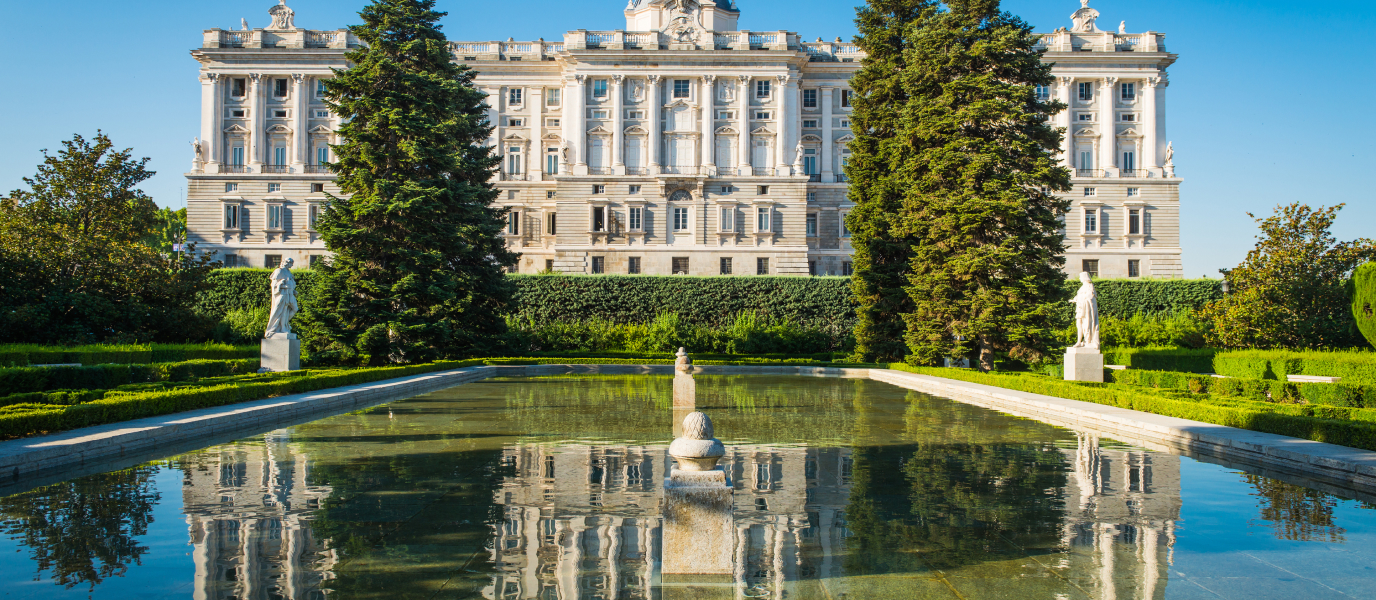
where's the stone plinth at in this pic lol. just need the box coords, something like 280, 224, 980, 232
662, 468, 734, 575
1064, 346, 1103, 382
261, 335, 301, 372
673, 373, 696, 409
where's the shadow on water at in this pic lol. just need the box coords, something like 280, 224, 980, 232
4, 374, 1376, 598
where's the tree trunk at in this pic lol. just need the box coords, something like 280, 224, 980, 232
977, 336, 995, 373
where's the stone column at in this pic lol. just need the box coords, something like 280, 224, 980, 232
1058, 77, 1074, 168
572, 75, 588, 175
647, 75, 662, 173
1144, 77, 1161, 173
820, 84, 834, 182
531, 87, 544, 179
248, 73, 265, 171
737, 75, 750, 176
291, 74, 307, 169
612, 75, 626, 175
201, 73, 222, 171
1099, 77, 1118, 175
700, 75, 715, 174
774, 74, 792, 175
484, 86, 500, 149
560, 77, 576, 170
786, 74, 800, 175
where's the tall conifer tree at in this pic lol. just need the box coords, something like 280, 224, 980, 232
306, 0, 516, 364
848, 0, 1071, 369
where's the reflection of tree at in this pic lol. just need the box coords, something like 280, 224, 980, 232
1247, 474, 1345, 542
0, 466, 161, 590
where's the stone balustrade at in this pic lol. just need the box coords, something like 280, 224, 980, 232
1033, 31, 1167, 53
203, 28, 358, 50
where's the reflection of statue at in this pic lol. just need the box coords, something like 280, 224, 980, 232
1070, 272, 1099, 348
265, 258, 299, 338
268, 0, 295, 31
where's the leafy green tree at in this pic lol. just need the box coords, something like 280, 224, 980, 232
848, 0, 1072, 369
144, 206, 187, 256
0, 133, 217, 343
1200, 203, 1376, 349
304, 0, 517, 365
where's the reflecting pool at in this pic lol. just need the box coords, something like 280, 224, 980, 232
3, 375, 1376, 599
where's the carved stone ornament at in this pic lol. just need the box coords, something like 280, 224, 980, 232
648, 74, 663, 84
203, 72, 220, 83
719, 78, 735, 101
661, 0, 704, 44
1070, 0, 1100, 33
668, 411, 726, 471
674, 347, 693, 373
268, 0, 296, 31
291, 73, 304, 84
612, 74, 625, 84
629, 78, 645, 100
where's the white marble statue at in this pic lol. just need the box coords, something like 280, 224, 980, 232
264, 258, 299, 339
191, 137, 203, 164
1070, 271, 1099, 348
668, 411, 725, 471
268, 0, 295, 31
1071, 0, 1100, 33
792, 140, 805, 171
1164, 141, 1176, 178
241, 18, 249, 31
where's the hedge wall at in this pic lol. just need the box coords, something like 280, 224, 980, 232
1212, 349, 1376, 383
1110, 368, 1376, 409
194, 271, 1222, 329
0, 343, 258, 367
0, 358, 260, 397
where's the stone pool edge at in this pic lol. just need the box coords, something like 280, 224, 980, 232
4, 364, 1376, 495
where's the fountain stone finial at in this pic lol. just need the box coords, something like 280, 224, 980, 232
669, 411, 725, 471
674, 347, 693, 373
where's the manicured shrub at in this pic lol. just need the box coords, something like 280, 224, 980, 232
0, 358, 259, 396
1213, 349, 1376, 383
1103, 348, 1216, 373
1352, 262, 1376, 349
1078, 279, 1223, 319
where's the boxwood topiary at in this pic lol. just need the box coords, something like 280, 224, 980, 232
1351, 262, 1376, 349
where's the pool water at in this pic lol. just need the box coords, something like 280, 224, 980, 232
2, 375, 1376, 599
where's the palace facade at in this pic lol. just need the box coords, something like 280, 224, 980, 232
186, 0, 1182, 279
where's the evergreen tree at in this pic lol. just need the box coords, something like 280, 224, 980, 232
848, 0, 1071, 369
305, 0, 517, 364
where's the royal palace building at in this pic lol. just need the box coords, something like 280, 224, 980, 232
186, 0, 1182, 278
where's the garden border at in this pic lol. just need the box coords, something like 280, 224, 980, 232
3, 364, 1375, 496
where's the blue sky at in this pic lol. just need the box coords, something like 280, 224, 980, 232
0, 0, 1371, 277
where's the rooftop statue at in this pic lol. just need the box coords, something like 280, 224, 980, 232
1070, 0, 1100, 33
268, 0, 296, 31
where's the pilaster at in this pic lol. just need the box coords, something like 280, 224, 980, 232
774, 74, 791, 175
291, 74, 307, 169
612, 75, 626, 174
700, 75, 715, 175
1058, 76, 1074, 168
820, 84, 833, 182
572, 75, 588, 175
647, 75, 662, 173
248, 73, 265, 170
201, 73, 223, 172
531, 86, 543, 178
736, 75, 750, 176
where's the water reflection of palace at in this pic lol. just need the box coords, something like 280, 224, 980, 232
484, 442, 855, 599
180, 435, 336, 600
484, 434, 1180, 600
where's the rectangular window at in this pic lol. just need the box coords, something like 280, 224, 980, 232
755, 79, 771, 98
316, 146, 329, 165
806, 213, 818, 237
841, 213, 851, 237
546, 191, 557, 199
546, 88, 560, 105
590, 109, 608, 119
1126, 187, 1139, 197
673, 79, 690, 98
267, 204, 282, 229
1084, 187, 1097, 196
223, 204, 239, 229
225, 183, 238, 193
311, 183, 324, 193
231, 109, 246, 118
628, 256, 641, 274
545, 150, 559, 175
629, 185, 641, 194
231, 78, 247, 97
720, 257, 733, 275
1079, 152, 1093, 171
719, 207, 734, 231
316, 79, 327, 96
717, 110, 735, 120
232, 146, 245, 166
591, 256, 605, 274
308, 203, 320, 229
1035, 85, 1050, 101
273, 146, 287, 166
1128, 259, 1140, 278
625, 110, 644, 119
757, 258, 769, 275
1078, 82, 1093, 101
754, 111, 771, 120
628, 206, 643, 231
546, 118, 561, 128
802, 119, 818, 128
1129, 209, 1141, 235
591, 79, 608, 99
543, 259, 554, 272
507, 212, 520, 235
592, 206, 606, 232
757, 185, 768, 195
672, 257, 689, 274
1121, 82, 1136, 101
547, 213, 557, 235
720, 185, 733, 194
592, 184, 605, 194
1084, 209, 1098, 233
1078, 113, 1094, 121
808, 261, 816, 276
265, 254, 282, 269
1082, 259, 1099, 277
272, 109, 287, 118
839, 119, 850, 128
806, 192, 817, 202
756, 207, 770, 233
672, 207, 689, 231
803, 151, 818, 176
507, 147, 522, 174
507, 117, 524, 127
1120, 113, 1136, 122
509, 87, 523, 105
310, 254, 323, 268
274, 78, 288, 98
841, 90, 853, 107
315, 110, 329, 118
802, 89, 817, 108
842, 261, 853, 276
268, 183, 281, 193
1122, 151, 1136, 172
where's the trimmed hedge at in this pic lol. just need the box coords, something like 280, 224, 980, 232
0, 360, 484, 439
1110, 368, 1376, 408
1353, 262, 1376, 349
480, 356, 876, 367
194, 270, 1222, 327
1212, 349, 1376, 383
0, 359, 260, 396
0, 343, 257, 367
893, 365, 1376, 451
1104, 348, 1217, 372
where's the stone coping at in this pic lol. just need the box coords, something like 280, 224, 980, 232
4, 363, 1376, 498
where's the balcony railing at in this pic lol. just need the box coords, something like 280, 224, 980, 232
808, 174, 821, 182
222, 165, 250, 173
588, 167, 613, 175
304, 165, 331, 174
626, 167, 648, 175
1119, 169, 1144, 178
1075, 169, 1102, 177
263, 165, 293, 174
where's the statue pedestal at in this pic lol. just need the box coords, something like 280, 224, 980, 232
673, 373, 696, 408
662, 467, 734, 575
261, 335, 300, 372
1064, 346, 1103, 382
